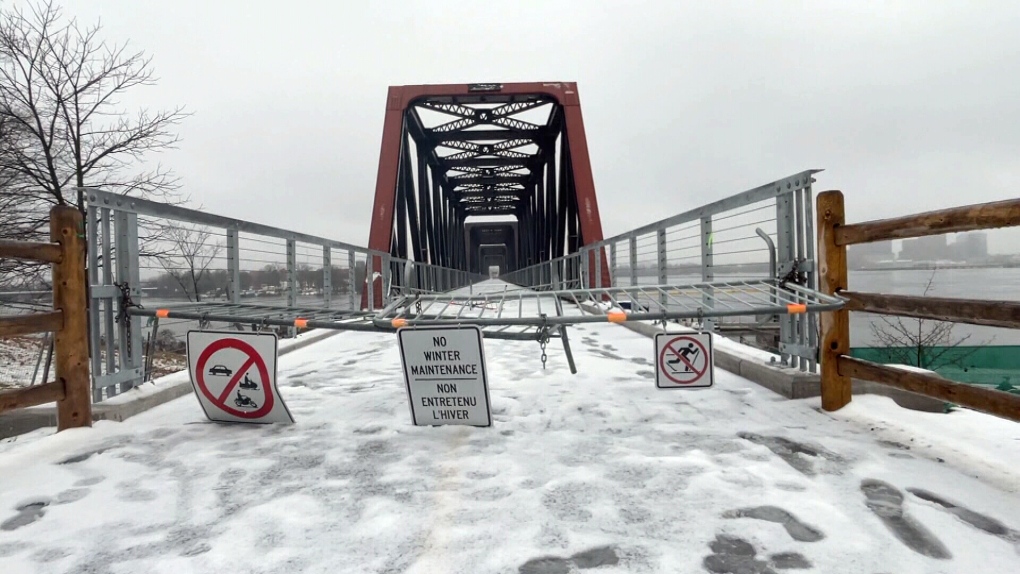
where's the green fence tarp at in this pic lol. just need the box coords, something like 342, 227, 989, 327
849, 345, 1020, 394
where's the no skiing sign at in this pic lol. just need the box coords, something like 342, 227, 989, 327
654, 332, 714, 389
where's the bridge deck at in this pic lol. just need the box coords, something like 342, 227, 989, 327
1, 321, 1018, 573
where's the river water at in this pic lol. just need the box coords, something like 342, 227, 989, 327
848, 267, 1020, 347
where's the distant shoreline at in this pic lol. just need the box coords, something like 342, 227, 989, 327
854, 263, 1020, 272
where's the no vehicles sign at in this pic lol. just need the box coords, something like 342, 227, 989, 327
397, 325, 492, 427
186, 331, 294, 424
655, 332, 714, 389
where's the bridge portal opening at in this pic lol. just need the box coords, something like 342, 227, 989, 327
464, 215, 516, 276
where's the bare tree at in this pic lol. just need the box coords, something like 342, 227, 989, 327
0, 0, 187, 229
0, 109, 51, 288
156, 225, 221, 302
868, 270, 983, 370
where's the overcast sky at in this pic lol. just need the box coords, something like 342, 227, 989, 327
53, 0, 1020, 252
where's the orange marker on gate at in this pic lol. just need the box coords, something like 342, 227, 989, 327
155, 309, 170, 318
294, 318, 308, 329
786, 303, 807, 314
607, 311, 627, 323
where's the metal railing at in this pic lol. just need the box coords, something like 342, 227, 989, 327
502, 170, 821, 371
81, 171, 821, 398
84, 188, 478, 401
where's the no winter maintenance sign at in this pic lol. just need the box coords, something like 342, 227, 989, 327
397, 325, 492, 427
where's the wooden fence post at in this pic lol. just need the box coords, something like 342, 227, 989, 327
52, 206, 92, 430
817, 191, 851, 410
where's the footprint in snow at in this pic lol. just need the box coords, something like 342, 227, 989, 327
58, 448, 109, 465
74, 476, 105, 487
587, 348, 625, 361
737, 432, 845, 476
466, 469, 499, 480
703, 534, 811, 573
470, 486, 512, 501
0, 542, 30, 557
722, 506, 824, 542
1, 500, 49, 531
907, 488, 1020, 545
54, 488, 90, 505
352, 425, 383, 435
519, 546, 620, 574
30, 546, 72, 562
860, 479, 951, 559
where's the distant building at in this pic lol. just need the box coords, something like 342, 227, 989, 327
949, 232, 988, 262
899, 235, 948, 262
848, 240, 894, 268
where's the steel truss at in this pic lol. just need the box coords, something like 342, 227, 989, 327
365, 83, 612, 307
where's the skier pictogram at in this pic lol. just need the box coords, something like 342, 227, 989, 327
654, 333, 714, 389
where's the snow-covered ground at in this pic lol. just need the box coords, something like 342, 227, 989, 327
0, 336, 48, 389
1, 292, 1019, 573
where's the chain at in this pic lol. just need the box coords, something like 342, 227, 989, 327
534, 324, 550, 369
113, 281, 140, 321
537, 315, 550, 369
114, 281, 142, 357
415, 298, 422, 315
779, 260, 804, 286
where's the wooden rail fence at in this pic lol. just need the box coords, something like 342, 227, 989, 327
817, 191, 1020, 422
0, 206, 92, 430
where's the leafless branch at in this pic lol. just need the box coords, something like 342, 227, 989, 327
0, 0, 188, 287
868, 270, 989, 371
156, 225, 221, 302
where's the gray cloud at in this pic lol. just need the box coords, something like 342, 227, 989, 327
59, 0, 1020, 251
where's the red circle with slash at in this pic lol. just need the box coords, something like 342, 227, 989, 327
658, 335, 709, 385
195, 338, 273, 418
